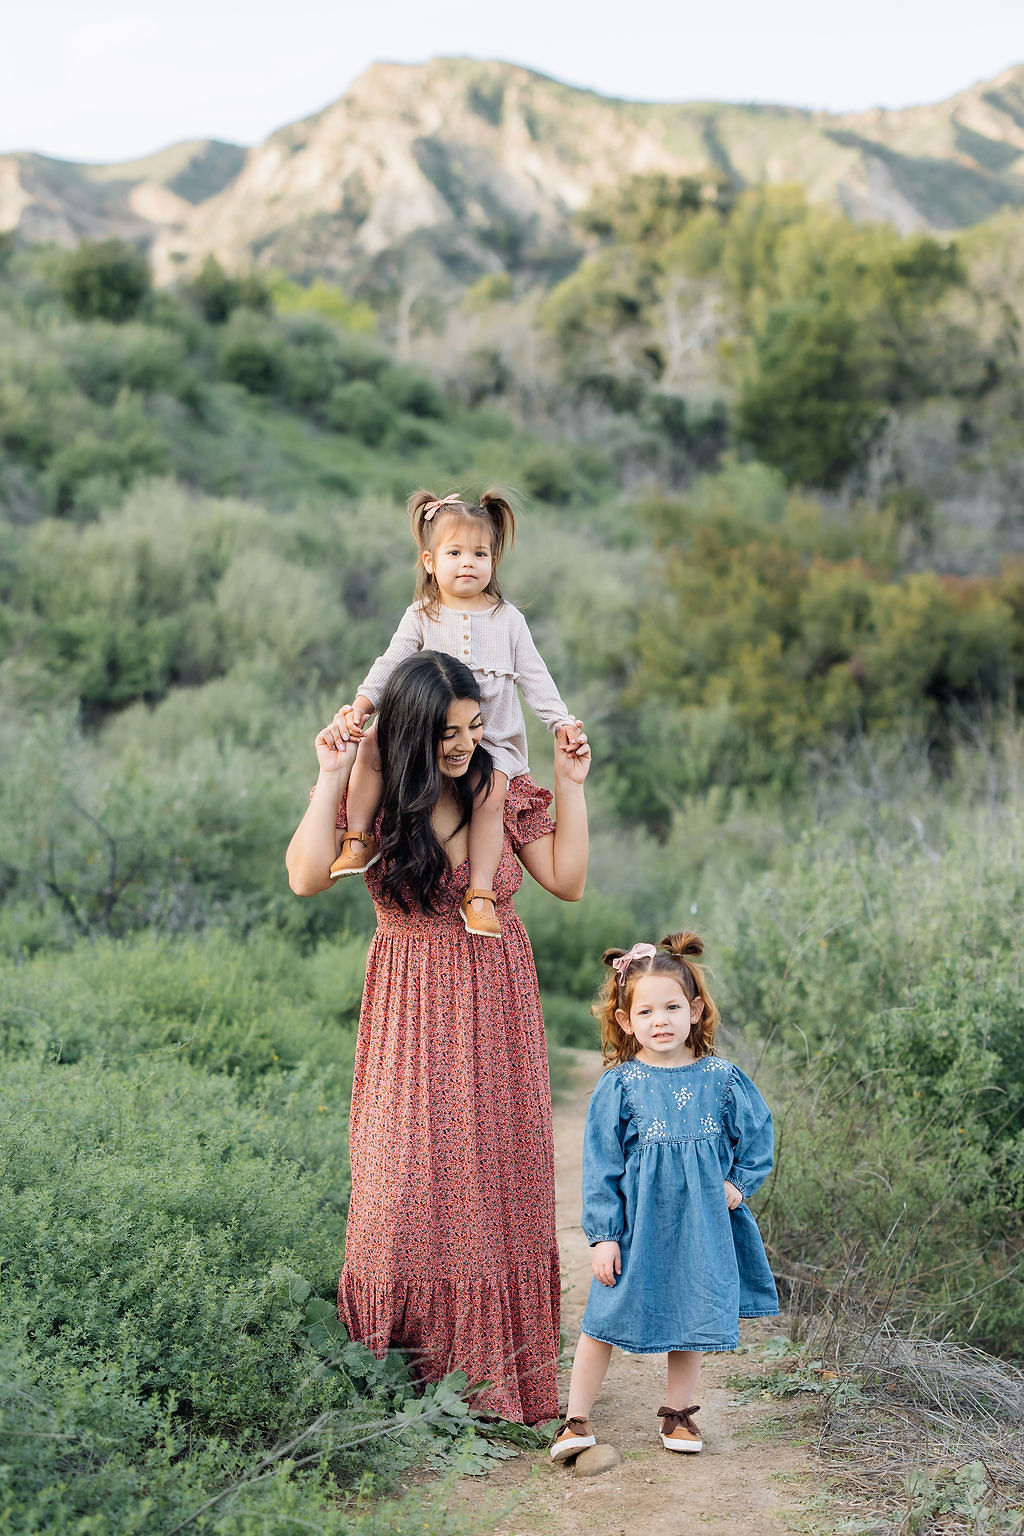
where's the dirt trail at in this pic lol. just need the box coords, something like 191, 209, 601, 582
447, 1051, 817, 1535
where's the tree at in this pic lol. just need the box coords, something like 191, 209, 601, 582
59, 239, 151, 323
189, 255, 271, 324
737, 302, 882, 487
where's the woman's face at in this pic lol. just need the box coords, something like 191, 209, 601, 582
437, 697, 483, 777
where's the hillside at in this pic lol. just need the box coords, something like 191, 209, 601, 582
2, 59, 1024, 296
0, 138, 245, 247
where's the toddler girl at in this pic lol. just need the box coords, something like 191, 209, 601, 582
329, 489, 581, 939
550, 932, 779, 1462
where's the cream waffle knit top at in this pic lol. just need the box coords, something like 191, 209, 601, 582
357, 601, 573, 780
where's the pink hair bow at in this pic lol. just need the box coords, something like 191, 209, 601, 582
421, 494, 463, 521
611, 942, 657, 981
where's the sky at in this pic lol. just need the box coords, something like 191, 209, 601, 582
3, 0, 1023, 163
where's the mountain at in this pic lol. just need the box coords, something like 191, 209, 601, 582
3, 59, 1024, 293
0, 139, 246, 248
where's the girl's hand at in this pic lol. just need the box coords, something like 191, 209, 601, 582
592, 1240, 621, 1287
724, 1181, 744, 1210
560, 717, 587, 755
554, 720, 591, 784
331, 702, 368, 742
315, 721, 360, 774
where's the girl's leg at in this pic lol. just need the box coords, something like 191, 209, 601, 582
659, 1351, 703, 1452
665, 1349, 702, 1409
550, 1333, 612, 1462
460, 771, 507, 937
329, 726, 383, 877
567, 1334, 613, 1419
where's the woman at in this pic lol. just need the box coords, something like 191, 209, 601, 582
286, 651, 590, 1423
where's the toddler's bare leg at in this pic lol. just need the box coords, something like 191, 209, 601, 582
665, 1349, 702, 1408
328, 724, 382, 878
460, 771, 507, 937
659, 1351, 704, 1452
566, 1333, 614, 1419
345, 723, 382, 834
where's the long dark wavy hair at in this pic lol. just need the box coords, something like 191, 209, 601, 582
375, 652, 494, 911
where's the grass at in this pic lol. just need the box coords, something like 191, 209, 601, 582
727, 1334, 1024, 1535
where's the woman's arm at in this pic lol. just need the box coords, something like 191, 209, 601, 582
285, 722, 359, 896
518, 724, 590, 901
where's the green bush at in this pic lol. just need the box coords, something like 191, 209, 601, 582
326, 378, 394, 443
44, 414, 170, 517
59, 238, 151, 323
62, 322, 194, 406
378, 363, 448, 419
737, 301, 882, 487
280, 315, 350, 409
519, 444, 575, 504
189, 255, 272, 324
218, 310, 286, 394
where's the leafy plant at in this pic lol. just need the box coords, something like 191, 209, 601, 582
59, 238, 151, 323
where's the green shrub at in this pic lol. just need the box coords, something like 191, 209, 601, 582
189, 255, 272, 324
378, 363, 448, 418
519, 444, 575, 504
737, 301, 882, 486
59, 238, 151, 323
272, 275, 376, 332
325, 379, 394, 443
280, 315, 349, 409
44, 419, 170, 518
62, 322, 193, 405
218, 311, 286, 394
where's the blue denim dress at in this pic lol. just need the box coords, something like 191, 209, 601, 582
580, 1056, 779, 1353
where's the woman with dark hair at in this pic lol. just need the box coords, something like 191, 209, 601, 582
286, 651, 590, 1424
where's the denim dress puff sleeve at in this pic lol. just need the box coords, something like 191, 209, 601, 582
721, 1066, 775, 1200
581, 1069, 637, 1245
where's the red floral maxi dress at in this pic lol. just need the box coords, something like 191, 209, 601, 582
337, 777, 561, 1424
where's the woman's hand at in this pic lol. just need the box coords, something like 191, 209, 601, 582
724, 1180, 744, 1210
286, 721, 359, 896
315, 718, 360, 774
592, 1240, 621, 1287
518, 720, 590, 899
554, 719, 591, 784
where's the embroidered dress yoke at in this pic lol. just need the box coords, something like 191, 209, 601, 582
580, 1057, 779, 1354
357, 602, 573, 780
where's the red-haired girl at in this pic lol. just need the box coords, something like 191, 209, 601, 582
551, 933, 778, 1462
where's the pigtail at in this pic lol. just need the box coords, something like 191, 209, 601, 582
478, 488, 516, 567
660, 932, 720, 1057
409, 489, 459, 616
408, 488, 458, 543
592, 949, 637, 1066
660, 930, 704, 960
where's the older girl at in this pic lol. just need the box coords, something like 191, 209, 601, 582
551, 933, 778, 1461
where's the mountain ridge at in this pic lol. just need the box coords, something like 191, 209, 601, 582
3, 58, 1023, 294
